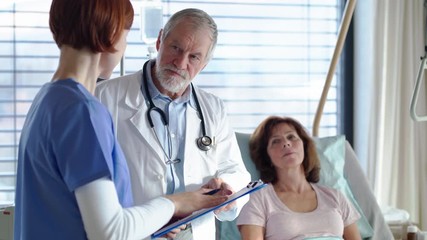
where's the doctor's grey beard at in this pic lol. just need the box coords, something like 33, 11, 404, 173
155, 64, 192, 93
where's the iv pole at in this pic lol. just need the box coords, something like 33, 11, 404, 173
312, 0, 357, 136
120, 57, 125, 76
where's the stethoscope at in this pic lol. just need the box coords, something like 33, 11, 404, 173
142, 61, 213, 164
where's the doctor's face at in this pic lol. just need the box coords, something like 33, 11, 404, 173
154, 20, 211, 96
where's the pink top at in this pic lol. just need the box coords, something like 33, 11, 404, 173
237, 183, 360, 240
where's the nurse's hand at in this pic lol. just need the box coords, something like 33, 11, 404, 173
202, 178, 235, 214
165, 188, 227, 218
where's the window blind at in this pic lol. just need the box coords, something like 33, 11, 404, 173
0, 0, 342, 205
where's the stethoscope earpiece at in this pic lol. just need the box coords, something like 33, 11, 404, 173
197, 136, 212, 151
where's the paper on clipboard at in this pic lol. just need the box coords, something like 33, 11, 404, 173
151, 180, 266, 239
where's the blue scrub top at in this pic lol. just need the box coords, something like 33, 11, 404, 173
14, 79, 133, 239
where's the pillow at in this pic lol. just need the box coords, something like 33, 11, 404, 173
236, 132, 260, 181
314, 135, 373, 239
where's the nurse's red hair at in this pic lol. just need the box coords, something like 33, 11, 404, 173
49, 0, 134, 53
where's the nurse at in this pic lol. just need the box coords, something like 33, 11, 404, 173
13, 1, 227, 239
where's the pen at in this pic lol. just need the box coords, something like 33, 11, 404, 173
204, 188, 221, 195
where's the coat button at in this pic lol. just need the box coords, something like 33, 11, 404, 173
157, 175, 163, 180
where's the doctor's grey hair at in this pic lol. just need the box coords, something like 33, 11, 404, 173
162, 8, 218, 62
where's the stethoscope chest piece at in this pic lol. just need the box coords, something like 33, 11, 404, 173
197, 136, 212, 151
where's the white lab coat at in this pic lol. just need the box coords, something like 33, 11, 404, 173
95, 68, 250, 240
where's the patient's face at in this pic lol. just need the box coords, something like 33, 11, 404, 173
267, 123, 304, 170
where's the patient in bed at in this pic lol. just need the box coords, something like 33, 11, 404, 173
236, 116, 361, 240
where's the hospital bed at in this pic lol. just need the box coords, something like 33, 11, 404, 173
215, 132, 394, 239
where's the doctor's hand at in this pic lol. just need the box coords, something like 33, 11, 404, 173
202, 178, 235, 214
165, 188, 227, 218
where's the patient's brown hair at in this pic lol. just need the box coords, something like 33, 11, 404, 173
249, 116, 320, 184
49, 0, 134, 53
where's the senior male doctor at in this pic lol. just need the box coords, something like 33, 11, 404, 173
95, 8, 250, 240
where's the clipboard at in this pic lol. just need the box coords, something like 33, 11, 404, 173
151, 180, 266, 238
